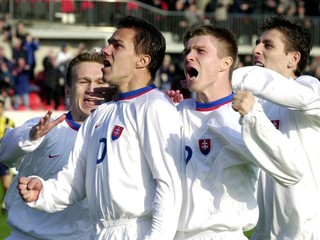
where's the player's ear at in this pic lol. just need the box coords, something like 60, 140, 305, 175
288, 51, 301, 68
220, 56, 233, 72
136, 54, 151, 69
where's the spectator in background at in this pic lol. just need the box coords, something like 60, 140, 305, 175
205, 0, 233, 22
61, 0, 75, 24
0, 15, 12, 58
56, 42, 73, 68
80, 0, 95, 26
12, 57, 30, 110
0, 46, 13, 70
14, 21, 28, 42
0, 96, 15, 214
178, 2, 204, 40
157, 54, 175, 92
75, 42, 88, 56
23, 33, 40, 81
56, 42, 73, 108
276, 0, 297, 19
297, 0, 306, 19
0, 61, 14, 109
12, 37, 28, 66
42, 50, 61, 109
184, 3, 203, 27
0, 61, 14, 95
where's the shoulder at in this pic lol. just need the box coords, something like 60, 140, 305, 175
296, 75, 320, 84
177, 98, 195, 111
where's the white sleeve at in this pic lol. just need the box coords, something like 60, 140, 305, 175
233, 66, 320, 119
0, 118, 45, 168
26, 118, 89, 212
142, 101, 183, 240
241, 102, 305, 187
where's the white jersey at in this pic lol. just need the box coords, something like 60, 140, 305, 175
232, 66, 320, 239
0, 112, 94, 240
27, 85, 183, 240
175, 95, 259, 240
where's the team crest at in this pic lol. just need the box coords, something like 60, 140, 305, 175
199, 139, 211, 155
271, 120, 280, 129
111, 125, 124, 140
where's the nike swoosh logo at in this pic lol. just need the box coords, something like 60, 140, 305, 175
49, 154, 61, 158
95, 123, 102, 128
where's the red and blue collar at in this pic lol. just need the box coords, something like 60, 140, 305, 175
118, 84, 156, 100
195, 92, 234, 112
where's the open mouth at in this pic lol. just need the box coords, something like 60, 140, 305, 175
254, 61, 264, 67
84, 98, 101, 106
186, 66, 199, 79
103, 59, 111, 67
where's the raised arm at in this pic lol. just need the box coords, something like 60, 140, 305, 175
232, 90, 305, 186
0, 111, 65, 168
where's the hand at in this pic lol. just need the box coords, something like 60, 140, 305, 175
92, 86, 118, 103
18, 177, 42, 202
30, 110, 66, 141
166, 90, 184, 104
232, 90, 255, 117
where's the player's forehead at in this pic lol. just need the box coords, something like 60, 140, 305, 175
259, 29, 286, 45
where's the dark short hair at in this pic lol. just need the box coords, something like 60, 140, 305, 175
116, 16, 166, 80
260, 15, 312, 76
65, 51, 104, 87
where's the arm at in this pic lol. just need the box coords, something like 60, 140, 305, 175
17, 118, 89, 212
233, 66, 320, 118
232, 90, 305, 187
143, 99, 183, 240
0, 111, 65, 168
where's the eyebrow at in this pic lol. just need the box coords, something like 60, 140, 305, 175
107, 37, 123, 44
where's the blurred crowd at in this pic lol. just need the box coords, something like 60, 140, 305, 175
141, 0, 320, 19
0, 16, 91, 111
1, 0, 320, 110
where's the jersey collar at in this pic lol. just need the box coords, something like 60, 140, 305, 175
118, 84, 156, 100
65, 111, 81, 131
195, 92, 234, 112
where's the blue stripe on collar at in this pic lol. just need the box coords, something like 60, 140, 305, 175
118, 84, 156, 100
65, 111, 81, 130
195, 92, 234, 111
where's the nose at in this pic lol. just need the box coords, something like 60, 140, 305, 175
252, 43, 261, 56
87, 82, 98, 93
184, 50, 194, 62
101, 45, 111, 56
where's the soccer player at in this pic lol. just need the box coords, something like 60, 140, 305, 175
232, 15, 320, 239
0, 51, 115, 239
171, 24, 303, 240
18, 16, 183, 240
0, 97, 15, 214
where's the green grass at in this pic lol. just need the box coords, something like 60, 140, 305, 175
0, 185, 11, 239
244, 228, 254, 239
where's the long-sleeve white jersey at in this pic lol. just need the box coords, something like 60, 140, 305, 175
0, 112, 94, 240
175, 94, 259, 240
27, 85, 183, 240
232, 66, 320, 239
